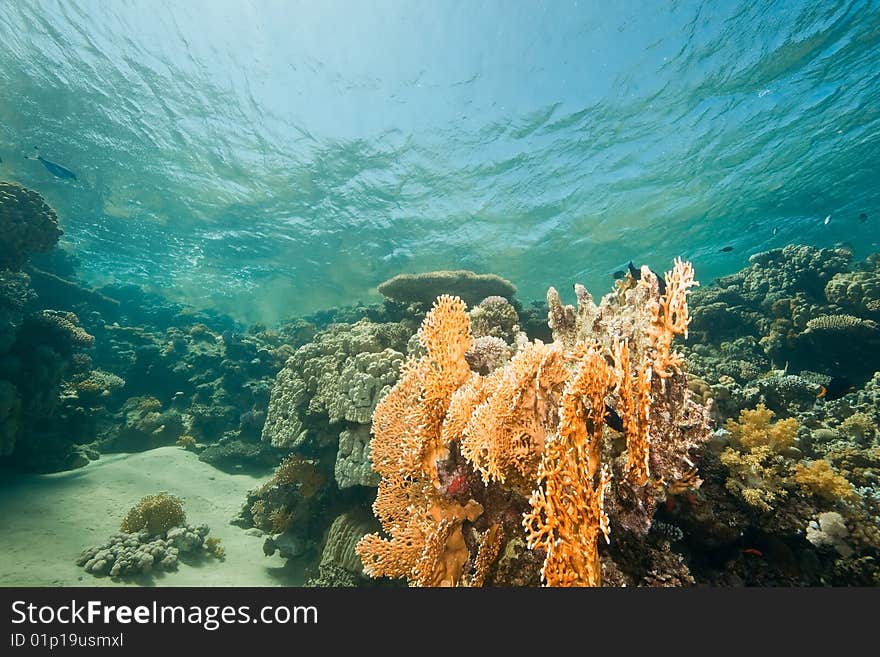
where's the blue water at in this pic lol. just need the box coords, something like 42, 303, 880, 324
1, 0, 879, 322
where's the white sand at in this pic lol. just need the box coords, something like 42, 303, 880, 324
0, 446, 305, 587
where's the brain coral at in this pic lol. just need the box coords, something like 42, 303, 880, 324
0, 182, 63, 270
378, 270, 516, 307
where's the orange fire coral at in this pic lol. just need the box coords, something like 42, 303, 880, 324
523, 342, 616, 586
646, 257, 697, 378
459, 341, 568, 490
359, 259, 710, 588
356, 295, 484, 586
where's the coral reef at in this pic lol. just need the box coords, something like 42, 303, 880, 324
357, 259, 713, 587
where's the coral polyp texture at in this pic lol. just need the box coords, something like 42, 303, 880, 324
0, 181, 63, 270
357, 259, 713, 586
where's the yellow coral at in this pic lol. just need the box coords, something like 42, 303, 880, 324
120, 493, 186, 535
269, 508, 293, 534
838, 413, 877, 443
271, 455, 325, 498
793, 460, 858, 502
645, 257, 697, 378
360, 259, 710, 588
176, 434, 196, 450
725, 404, 799, 453
204, 536, 226, 560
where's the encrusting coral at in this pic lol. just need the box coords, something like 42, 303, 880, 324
357, 259, 713, 587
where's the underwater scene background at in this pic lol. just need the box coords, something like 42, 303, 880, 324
0, 0, 879, 586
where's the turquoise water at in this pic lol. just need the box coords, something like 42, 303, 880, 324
1, 0, 879, 321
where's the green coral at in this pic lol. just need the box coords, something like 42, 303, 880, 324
120, 493, 186, 535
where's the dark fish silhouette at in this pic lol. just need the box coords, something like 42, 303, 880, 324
604, 404, 624, 433
824, 376, 854, 400
612, 269, 626, 280
719, 246, 734, 253
627, 261, 667, 296
859, 212, 868, 223
26, 147, 77, 180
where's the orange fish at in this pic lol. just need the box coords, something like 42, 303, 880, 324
817, 386, 827, 399
742, 548, 763, 557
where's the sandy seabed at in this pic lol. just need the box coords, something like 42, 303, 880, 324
0, 447, 303, 587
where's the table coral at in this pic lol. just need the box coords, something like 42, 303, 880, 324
377, 270, 517, 307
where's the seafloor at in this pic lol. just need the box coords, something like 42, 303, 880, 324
1, 181, 878, 586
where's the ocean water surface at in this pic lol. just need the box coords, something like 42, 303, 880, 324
1, 0, 879, 321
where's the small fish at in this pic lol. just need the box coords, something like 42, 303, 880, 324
604, 404, 624, 433
612, 269, 626, 280
719, 246, 734, 253
627, 261, 667, 296
825, 376, 855, 400
824, 215, 831, 225
772, 227, 778, 236
859, 212, 868, 223
26, 147, 77, 180
817, 385, 827, 399
741, 548, 764, 558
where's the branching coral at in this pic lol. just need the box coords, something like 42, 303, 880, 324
356, 295, 484, 586
720, 405, 800, 512
458, 341, 568, 491
523, 343, 615, 586
724, 403, 798, 453
120, 493, 186, 535
793, 460, 857, 503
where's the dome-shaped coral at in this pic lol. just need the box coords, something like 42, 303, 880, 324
120, 492, 186, 535
0, 182, 63, 270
